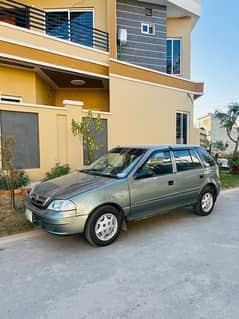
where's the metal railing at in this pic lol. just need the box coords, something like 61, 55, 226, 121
0, 0, 109, 51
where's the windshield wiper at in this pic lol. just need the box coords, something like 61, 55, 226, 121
79, 169, 118, 179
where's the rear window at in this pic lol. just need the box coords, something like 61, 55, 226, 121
195, 147, 216, 167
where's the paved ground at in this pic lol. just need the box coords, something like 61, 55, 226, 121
0, 188, 239, 319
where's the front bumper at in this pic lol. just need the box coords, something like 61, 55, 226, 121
25, 200, 88, 235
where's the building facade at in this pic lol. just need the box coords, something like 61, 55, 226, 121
0, 0, 203, 180
198, 113, 238, 154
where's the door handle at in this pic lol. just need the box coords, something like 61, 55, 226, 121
168, 180, 174, 186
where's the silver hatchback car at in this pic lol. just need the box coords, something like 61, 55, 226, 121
25, 145, 220, 247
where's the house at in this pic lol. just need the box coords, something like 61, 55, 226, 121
0, 0, 203, 180
199, 127, 208, 149
198, 113, 238, 154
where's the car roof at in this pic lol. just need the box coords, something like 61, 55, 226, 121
116, 144, 200, 151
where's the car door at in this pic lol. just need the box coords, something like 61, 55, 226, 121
172, 148, 205, 206
128, 149, 178, 220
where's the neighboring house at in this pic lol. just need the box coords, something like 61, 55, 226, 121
0, 0, 203, 180
199, 127, 209, 149
198, 113, 238, 154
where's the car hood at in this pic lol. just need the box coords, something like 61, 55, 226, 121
32, 172, 116, 200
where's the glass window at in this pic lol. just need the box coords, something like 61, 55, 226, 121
195, 147, 216, 167
70, 11, 93, 46
176, 112, 188, 144
142, 151, 173, 176
189, 150, 202, 169
81, 148, 146, 178
46, 11, 93, 46
174, 150, 201, 172
167, 39, 181, 75
46, 12, 69, 40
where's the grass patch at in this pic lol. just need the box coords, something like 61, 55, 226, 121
220, 171, 239, 190
0, 208, 33, 237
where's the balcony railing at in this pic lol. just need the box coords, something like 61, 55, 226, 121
0, 0, 109, 51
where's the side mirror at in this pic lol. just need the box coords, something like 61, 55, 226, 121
134, 167, 154, 180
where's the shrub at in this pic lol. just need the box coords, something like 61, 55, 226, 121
229, 152, 239, 173
43, 163, 70, 181
0, 170, 30, 190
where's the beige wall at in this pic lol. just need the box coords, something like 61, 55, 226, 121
0, 76, 198, 181
0, 102, 112, 181
55, 89, 109, 111
0, 102, 84, 180
0, 66, 36, 103
21, 0, 108, 32
108, 76, 197, 148
167, 17, 193, 79
35, 74, 55, 105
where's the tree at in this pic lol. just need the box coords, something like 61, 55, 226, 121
0, 137, 29, 209
215, 103, 239, 156
72, 110, 104, 165
211, 140, 227, 152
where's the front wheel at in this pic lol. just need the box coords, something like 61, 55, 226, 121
84, 205, 122, 247
194, 187, 216, 216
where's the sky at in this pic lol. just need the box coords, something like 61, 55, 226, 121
191, 0, 239, 120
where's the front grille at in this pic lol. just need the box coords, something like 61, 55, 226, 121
30, 193, 49, 208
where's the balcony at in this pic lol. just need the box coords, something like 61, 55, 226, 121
0, 0, 109, 52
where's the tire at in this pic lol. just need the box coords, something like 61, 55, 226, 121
84, 205, 123, 247
193, 186, 216, 216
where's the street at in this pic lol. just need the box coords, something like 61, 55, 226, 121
0, 188, 239, 319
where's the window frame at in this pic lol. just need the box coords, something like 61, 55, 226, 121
176, 111, 189, 145
172, 148, 203, 173
195, 147, 216, 168
44, 8, 94, 44
141, 23, 155, 35
134, 149, 174, 179
167, 38, 182, 75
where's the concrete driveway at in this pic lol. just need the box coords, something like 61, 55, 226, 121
0, 188, 239, 319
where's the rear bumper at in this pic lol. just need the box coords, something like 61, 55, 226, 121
26, 201, 88, 235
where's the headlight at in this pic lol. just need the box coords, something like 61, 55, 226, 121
47, 200, 76, 211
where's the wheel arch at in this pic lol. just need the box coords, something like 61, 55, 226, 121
202, 182, 218, 198
83, 202, 125, 232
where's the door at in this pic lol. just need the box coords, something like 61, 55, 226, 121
172, 149, 205, 206
128, 150, 177, 220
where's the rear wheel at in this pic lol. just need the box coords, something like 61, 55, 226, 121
194, 186, 216, 216
84, 205, 122, 247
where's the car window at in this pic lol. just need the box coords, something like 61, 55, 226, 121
189, 150, 203, 169
82, 147, 146, 178
195, 147, 216, 167
173, 149, 202, 172
142, 150, 173, 176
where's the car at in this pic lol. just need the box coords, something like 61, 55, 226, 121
25, 145, 220, 247
217, 158, 230, 170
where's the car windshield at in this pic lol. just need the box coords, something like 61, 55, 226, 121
80, 147, 147, 178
